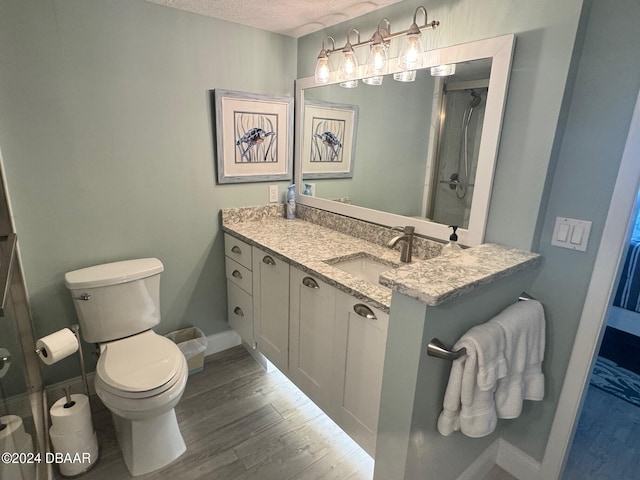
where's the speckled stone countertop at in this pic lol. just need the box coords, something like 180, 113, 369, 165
221, 207, 540, 312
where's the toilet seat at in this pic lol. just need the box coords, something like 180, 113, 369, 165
96, 330, 185, 399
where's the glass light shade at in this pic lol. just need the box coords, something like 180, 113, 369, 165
398, 32, 423, 71
315, 55, 331, 84
339, 48, 359, 83
363, 75, 383, 86
430, 63, 457, 76
339, 80, 358, 89
393, 70, 416, 82
365, 43, 387, 78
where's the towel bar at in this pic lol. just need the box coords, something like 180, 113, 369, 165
426, 291, 537, 360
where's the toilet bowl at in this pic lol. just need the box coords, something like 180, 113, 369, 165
95, 331, 188, 475
64, 258, 189, 476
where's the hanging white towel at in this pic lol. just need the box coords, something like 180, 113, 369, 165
489, 300, 545, 419
437, 322, 507, 437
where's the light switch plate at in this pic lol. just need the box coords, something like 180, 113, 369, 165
551, 217, 592, 252
269, 185, 278, 203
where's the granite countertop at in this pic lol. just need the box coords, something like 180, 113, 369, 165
223, 217, 400, 312
222, 212, 541, 312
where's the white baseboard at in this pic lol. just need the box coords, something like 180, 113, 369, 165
456, 438, 541, 480
205, 329, 241, 356
457, 438, 501, 480
496, 439, 541, 480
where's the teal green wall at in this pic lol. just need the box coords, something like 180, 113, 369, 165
517, 0, 640, 460
0, 0, 296, 383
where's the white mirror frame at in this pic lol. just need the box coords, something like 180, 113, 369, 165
295, 34, 515, 246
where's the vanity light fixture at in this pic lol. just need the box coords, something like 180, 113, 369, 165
363, 19, 391, 86
312, 6, 439, 86
339, 28, 361, 88
430, 63, 457, 76
314, 36, 335, 84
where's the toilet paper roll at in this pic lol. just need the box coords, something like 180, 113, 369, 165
0, 415, 30, 453
0, 417, 35, 480
36, 328, 78, 365
49, 394, 92, 435
50, 428, 98, 477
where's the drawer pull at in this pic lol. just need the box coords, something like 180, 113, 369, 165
232, 269, 243, 279
302, 277, 319, 289
262, 255, 276, 266
233, 306, 244, 317
353, 304, 377, 320
231, 245, 242, 254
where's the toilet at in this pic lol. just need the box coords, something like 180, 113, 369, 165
64, 258, 188, 476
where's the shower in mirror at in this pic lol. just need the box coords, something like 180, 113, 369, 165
426, 77, 489, 229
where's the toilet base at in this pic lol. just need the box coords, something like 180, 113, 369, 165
112, 408, 186, 476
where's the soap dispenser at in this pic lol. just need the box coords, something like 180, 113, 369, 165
286, 184, 296, 220
441, 226, 462, 255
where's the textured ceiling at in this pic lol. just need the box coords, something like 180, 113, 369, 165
144, 0, 403, 37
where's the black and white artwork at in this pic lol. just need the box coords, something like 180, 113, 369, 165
214, 90, 293, 184
302, 100, 358, 179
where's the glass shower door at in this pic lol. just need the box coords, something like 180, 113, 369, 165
1, 309, 37, 480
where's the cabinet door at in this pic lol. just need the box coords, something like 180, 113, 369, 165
289, 268, 337, 413
252, 247, 290, 372
227, 280, 254, 345
333, 291, 389, 456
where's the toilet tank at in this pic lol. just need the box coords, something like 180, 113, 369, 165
64, 258, 164, 343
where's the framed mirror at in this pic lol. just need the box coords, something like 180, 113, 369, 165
294, 34, 515, 245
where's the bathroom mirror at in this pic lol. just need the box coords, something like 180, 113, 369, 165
295, 35, 515, 245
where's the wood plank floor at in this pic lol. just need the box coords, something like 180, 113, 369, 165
564, 384, 640, 480
52, 346, 515, 480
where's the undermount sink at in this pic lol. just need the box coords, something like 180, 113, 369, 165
328, 254, 398, 289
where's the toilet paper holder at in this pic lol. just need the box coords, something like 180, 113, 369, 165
36, 324, 90, 397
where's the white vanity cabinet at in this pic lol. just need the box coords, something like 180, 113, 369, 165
333, 291, 389, 456
252, 246, 290, 372
289, 268, 337, 414
224, 233, 388, 456
224, 234, 254, 345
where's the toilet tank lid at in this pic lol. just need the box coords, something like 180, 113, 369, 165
64, 258, 164, 289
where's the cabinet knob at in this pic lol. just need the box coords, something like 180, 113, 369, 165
231, 245, 242, 254
302, 277, 320, 289
262, 255, 276, 266
233, 307, 244, 317
232, 269, 243, 279
353, 303, 377, 320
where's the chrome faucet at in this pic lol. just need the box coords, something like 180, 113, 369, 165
387, 226, 415, 263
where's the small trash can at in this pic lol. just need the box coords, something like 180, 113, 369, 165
166, 327, 208, 375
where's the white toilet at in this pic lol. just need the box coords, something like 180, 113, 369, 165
64, 258, 188, 476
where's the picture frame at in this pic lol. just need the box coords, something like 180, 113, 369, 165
214, 89, 294, 184
301, 100, 359, 179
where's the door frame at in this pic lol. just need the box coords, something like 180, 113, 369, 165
539, 87, 640, 478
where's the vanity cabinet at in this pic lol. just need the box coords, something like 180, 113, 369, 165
224, 234, 388, 456
224, 234, 254, 346
289, 268, 337, 413
252, 246, 290, 372
333, 291, 389, 456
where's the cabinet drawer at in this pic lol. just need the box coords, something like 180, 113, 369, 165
225, 258, 252, 295
227, 280, 254, 345
224, 233, 252, 270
